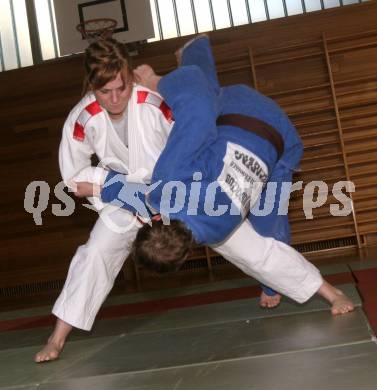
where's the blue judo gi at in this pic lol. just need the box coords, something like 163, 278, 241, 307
101, 37, 303, 296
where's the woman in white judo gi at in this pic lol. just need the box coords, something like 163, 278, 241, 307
36, 36, 351, 364
34, 37, 173, 362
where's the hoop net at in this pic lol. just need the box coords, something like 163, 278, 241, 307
76, 18, 117, 43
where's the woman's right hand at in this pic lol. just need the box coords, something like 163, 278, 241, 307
70, 181, 101, 198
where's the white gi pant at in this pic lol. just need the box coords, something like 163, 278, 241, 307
53, 206, 323, 331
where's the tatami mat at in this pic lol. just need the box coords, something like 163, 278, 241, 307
0, 267, 375, 390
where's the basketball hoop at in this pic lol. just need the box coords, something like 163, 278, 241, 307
76, 18, 117, 43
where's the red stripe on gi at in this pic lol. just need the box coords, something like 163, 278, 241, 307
137, 90, 149, 103
73, 122, 85, 141
85, 100, 102, 116
137, 91, 173, 123
159, 101, 173, 123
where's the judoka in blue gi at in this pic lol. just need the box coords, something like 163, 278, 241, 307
76, 36, 354, 314
103, 36, 296, 297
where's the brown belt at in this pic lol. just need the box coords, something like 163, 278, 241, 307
216, 113, 284, 160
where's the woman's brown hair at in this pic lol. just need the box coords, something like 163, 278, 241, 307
82, 37, 133, 95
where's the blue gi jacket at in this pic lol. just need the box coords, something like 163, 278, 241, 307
101, 37, 303, 246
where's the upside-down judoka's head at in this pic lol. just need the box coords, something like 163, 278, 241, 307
83, 37, 133, 120
132, 219, 195, 273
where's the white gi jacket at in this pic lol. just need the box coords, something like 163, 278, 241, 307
59, 84, 173, 187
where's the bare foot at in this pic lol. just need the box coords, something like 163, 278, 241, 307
134, 65, 161, 92
34, 339, 64, 363
34, 318, 72, 363
330, 290, 354, 315
260, 291, 282, 308
317, 280, 354, 315
175, 34, 210, 66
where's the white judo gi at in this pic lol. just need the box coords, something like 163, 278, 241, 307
55, 87, 322, 331
54, 85, 173, 330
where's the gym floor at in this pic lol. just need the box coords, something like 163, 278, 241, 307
1, 255, 377, 389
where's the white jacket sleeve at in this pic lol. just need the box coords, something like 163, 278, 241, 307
59, 109, 107, 188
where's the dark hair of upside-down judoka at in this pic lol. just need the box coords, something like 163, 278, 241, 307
131, 219, 194, 273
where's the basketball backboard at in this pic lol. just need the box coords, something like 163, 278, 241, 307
53, 0, 155, 56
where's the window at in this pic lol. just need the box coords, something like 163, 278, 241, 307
0, 0, 367, 71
